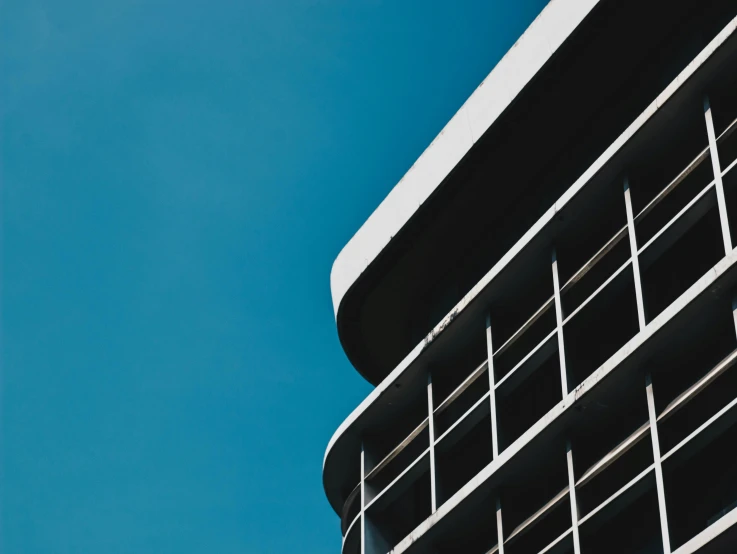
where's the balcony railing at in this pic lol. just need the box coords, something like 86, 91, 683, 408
337, 18, 737, 554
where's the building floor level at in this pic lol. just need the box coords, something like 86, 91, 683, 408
323, 1, 737, 553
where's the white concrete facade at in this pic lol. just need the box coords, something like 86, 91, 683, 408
325, 3, 737, 554
330, 0, 600, 319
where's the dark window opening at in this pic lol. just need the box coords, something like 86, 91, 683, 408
577, 437, 653, 519
579, 485, 664, 554
502, 446, 569, 546
506, 497, 572, 554
365, 427, 429, 501
497, 349, 563, 450
640, 203, 724, 322
434, 367, 489, 438
665, 419, 737, 550
634, 155, 714, 249
571, 391, 651, 519
561, 237, 631, 319
563, 266, 640, 388
493, 306, 557, 383
366, 466, 432, 550
431, 493, 499, 554
436, 415, 493, 507
431, 334, 488, 408
364, 393, 426, 462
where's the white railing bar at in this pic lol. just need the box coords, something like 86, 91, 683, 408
560, 226, 628, 295
722, 155, 737, 178
637, 181, 715, 256
562, 260, 632, 326
661, 394, 737, 463
659, 348, 737, 423
341, 511, 361, 547
717, 115, 737, 144
364, 447, 430, 512
671, 504, 737, 554
576, 422, 651, 488
434, 360, 489, 416
537, 528, 573, 554
364, 418, 429, 482
341, 482, 362, 534
634, 148, 710, 224
494, 298, 555, 358
495, 330, 557, 391
505, 487, 569, 545
434, 391, 491, 446
577, 465, 654, 526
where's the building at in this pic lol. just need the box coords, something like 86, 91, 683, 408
323, 1, 737, 552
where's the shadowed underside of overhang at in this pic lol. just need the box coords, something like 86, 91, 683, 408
331, 0, 737, 385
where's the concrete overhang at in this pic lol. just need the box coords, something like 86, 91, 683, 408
324, 11, 737, 515
331, 0, 735, 386
332, 0, 599, 384
331, 0, 600, 318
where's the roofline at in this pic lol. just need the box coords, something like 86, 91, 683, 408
323, 13, 737, 514
330, 0, 600, 329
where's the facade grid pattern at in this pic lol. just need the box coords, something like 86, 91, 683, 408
329, 10, 737, 554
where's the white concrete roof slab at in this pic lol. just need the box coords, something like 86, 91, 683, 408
330, 0, 600, 318
323, 13, 737, 514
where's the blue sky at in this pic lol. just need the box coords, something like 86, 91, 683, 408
1, 1, 548, 552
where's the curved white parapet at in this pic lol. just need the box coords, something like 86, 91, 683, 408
330, 0, 601, 320
341, 512, 361, 554
323, 11, 737, 516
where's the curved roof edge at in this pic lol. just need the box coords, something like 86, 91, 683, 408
323, 10, 737, 513
330, 0, 600, 321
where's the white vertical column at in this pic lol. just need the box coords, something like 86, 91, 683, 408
552, 249, 569, 396
360, 443, 366, 554
486, 314, 500, 458
488, 315, 503, 553
704, 95, 733, 254
624, 177, 647, 331
566, 442, 582, 554
646, 373, 672, 554
427, 372, 438, 513
496, 496, 506, 554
